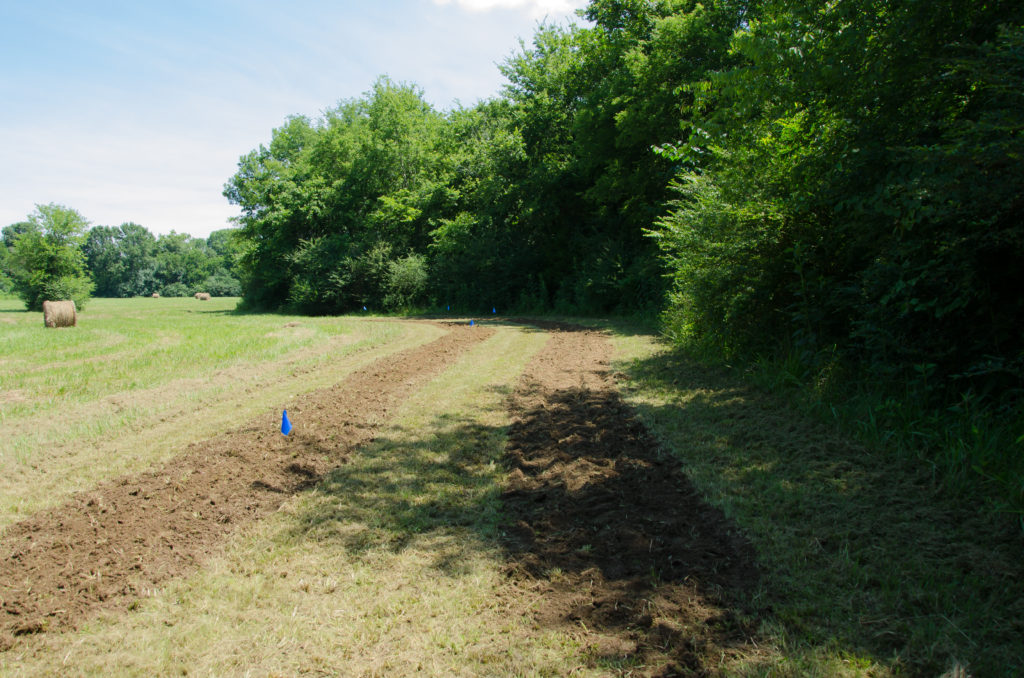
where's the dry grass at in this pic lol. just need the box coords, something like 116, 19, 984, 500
42, 300, 76, 328
2, 324, 605, 677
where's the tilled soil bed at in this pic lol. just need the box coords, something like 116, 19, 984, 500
0, 322, 493, 649
500, 321, 760, 676
2, 319, 762, 675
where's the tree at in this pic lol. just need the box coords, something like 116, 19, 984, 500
225, 78, 448, 312
8, 204, 94, 310
653, 0, 1024, 397
83, 226, 124, 297
0, 222, 32, 294
153, 231, 215, 294
116, 223, 159, 296
84, 223, 159, 297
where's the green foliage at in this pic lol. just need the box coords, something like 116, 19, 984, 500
8, 203, 94, 310
201, 272, 242, 297
225, 79, 449, 312
159, 281, 191, 298
84, 222, 159, 297
153, 231, 217, 291
651, 0, 1024, 514
0, 243, 13, 294
383, 253, 428, 311
80, 223, 240, 298
227, 8, 744, 316
219, 0, 1022, 513
658, 0, 1024, 388
206, 228, 245, 280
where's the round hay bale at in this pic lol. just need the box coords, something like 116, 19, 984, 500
196, 292, 211, 301
42, 300, 77, 328
151, 292, 160, 298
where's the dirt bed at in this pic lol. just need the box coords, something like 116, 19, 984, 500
0, 323, 493, 649
500, 321, 761, 676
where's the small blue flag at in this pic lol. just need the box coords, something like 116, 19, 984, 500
469, 319, 475, 326
281, 409, 292, 436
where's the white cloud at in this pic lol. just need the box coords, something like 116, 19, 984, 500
431, 0, 588, 20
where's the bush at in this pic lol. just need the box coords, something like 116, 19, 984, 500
160, 282, 191, 297
40, 275, 94, 310
383, 253, 428, 310
202, 273, 242, 297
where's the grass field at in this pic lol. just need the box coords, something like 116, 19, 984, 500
0, 297, 442, 530
1, 299, 1021, 676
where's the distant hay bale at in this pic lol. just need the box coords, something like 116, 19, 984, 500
42, 300, 77, 328
151, 293, 160, 298
195, 292, 211, 301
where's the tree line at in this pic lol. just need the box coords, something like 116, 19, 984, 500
225, 0, 1022, 507
1, 203, 243, 309
5, 1, 1021, 507
228, 0, 1022, 395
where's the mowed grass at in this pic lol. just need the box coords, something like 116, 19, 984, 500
2, 322, 610, 677
4, 302, 1020, 676
609, 330, 1024, 678
0, 297, 444, 529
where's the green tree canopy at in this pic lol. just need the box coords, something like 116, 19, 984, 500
8, 203, 94, 310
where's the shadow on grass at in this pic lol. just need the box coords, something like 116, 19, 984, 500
282, 411, 508, 575
620, 349, 1024, 676
284, 373, 766, 674
501, 380, 763, 674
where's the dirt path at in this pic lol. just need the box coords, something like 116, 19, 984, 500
500, 322, 760, 675
0, 323, 493, 649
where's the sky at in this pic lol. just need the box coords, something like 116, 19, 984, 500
0, 0, 588, 239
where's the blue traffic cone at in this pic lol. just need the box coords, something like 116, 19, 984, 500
281, 409, 293, 436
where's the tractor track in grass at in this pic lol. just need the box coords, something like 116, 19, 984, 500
0, 322, 493, 649
500, 321, 761, 676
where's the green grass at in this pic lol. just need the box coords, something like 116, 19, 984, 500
0, 297, 444, 529
3, 302, 1020, 676
2, 321, 605, 677
608, 331, 1024, 677
739, 350, 1024, 529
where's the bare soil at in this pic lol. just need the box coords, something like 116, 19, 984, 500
500, 321, 761, 676
1, 319, 761, 676
0, 322, 493, 649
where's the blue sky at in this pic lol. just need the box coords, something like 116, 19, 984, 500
0, 0, 587, 238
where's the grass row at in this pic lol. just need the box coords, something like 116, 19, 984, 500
3, 299, 1021, 675
0, 297, 443, 529
2, 322, 610, 676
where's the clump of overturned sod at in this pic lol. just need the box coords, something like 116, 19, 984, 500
42, 300, 77, 328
